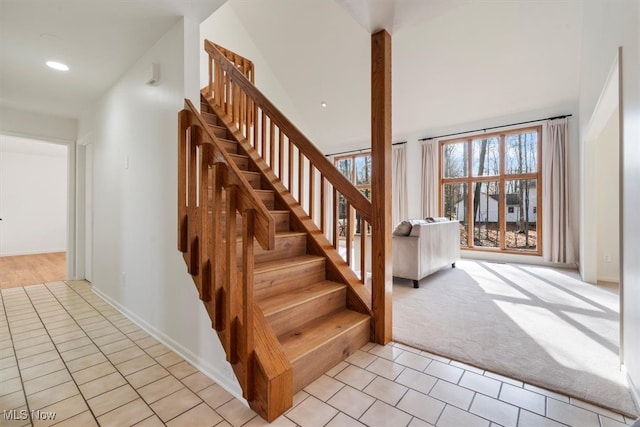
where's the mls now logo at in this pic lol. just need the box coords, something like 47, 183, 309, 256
4, 410, 56, 421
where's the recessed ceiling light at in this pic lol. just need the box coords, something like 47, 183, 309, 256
321, 101, 327, 108
46, 61, 69, 71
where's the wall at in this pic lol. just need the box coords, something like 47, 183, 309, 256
579, 0, 640, 408
77, 18, 241, 397
199, 1, 308, 130
595, 109, 620, 283
0, 106, 77, 144
0, 136, 67, 256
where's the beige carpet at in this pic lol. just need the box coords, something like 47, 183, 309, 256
393, 260, 638, 417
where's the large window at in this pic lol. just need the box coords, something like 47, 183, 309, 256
440, 127, 541, 254
335, 153, 371, 235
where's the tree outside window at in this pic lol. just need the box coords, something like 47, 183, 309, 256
440, 127, 541, 254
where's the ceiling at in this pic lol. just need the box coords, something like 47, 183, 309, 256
0, 0, 584, 151
227, 0, 584, 152
0, 0, 225, 120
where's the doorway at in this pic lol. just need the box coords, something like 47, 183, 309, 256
581, 49, 623, 362
0, 134, 68, 288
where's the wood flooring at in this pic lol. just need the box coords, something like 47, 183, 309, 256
0, 252, 66, 289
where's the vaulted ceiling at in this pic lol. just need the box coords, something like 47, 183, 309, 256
1, 0, 584, 152
226, 0, 584, 151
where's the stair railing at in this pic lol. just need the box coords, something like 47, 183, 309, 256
203, 40, 374, 286
178, 99, 277, 403
210, 42, 255, 84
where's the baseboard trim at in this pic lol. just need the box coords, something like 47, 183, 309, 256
90, 285, 246, 405
623, 365, 640, 415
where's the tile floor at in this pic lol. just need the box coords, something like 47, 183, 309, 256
0, 281, 637, 427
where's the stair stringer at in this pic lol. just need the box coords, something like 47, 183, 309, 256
206, 97, 374, 328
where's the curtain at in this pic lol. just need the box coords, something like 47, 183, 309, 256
542, 118, 575, 263
392, 145, 407, 226
421, 140, 439, 218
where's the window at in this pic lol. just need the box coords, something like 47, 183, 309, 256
440, 127, 541, 254
335, 152, 371, 235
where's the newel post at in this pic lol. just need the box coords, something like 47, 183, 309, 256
371, 29, 392, 344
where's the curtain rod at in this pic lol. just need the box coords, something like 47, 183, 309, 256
325, 141, 406, 157
418, 114, 573, 142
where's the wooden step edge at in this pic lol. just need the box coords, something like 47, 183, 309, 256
260, 281, 346, 318
254, 255, 324, 274
280, 310, 370, 363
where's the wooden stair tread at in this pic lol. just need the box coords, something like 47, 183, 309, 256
254, 255, 323, 273
279, 310, 370, 363
259, 281, 345, 317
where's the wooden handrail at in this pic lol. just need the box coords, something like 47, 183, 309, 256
204, 40, 372, 224
183, 99, 274, 251
209, 42, 254, 83
178, 98, 276, 407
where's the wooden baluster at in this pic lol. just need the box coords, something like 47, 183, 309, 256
278, 132, 284, 179
309, 164, 315, 222
225, 186, 238, 364
199, 145, 212, 301
187, 128, 200, 276
288, 142, 294, 192
298, 150, 304, 208
253, 104, 259, 150
233, 82, 240, 126
223, 71, 228, 114
346, 202, 353, 266
320, 175, 325, 233
242, 209, 255, 401
178, 112, 188, 253
332, 189, 338, 249
211, 163, 225, 331
261, 111, 267, 159
360, 217, 366, 284
239, 90, 244, 135
216, 63, 223, 107
269, 121, 275, 169
208, 56, 213, 95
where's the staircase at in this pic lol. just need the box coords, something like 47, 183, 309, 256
178, 41, 389, 421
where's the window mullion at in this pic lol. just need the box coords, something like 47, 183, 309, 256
499, 134, 506, 251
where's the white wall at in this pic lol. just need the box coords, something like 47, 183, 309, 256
0, 136, 68, 256
579, 0, 640, 408
595, 109, 620, 283
78, 18, 241, 397
199, 2, 308, 130
0, 106, 77, 144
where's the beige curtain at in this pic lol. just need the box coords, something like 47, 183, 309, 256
542, 118, 575, 263
392, 145, 407, 226
421, 140, 439, 218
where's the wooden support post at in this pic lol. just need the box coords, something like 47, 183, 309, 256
371, 29, 392, 344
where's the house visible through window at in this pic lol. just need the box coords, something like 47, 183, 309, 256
440, 127, 541, 254
335, 152, 371, 235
